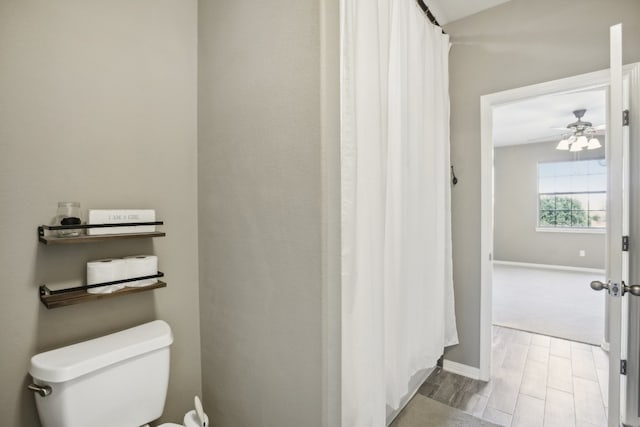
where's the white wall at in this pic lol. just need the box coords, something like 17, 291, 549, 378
494, 141, 605, 269
1, 2, 343, 426
0, 1, 201, 426
197, 1, 340, 426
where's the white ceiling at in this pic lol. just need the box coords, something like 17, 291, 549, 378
425, 0, 512, 25
492, 89, 607, 147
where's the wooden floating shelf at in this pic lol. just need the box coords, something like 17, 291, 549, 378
38, 221, 165, 245
37, 220, 166, 308
39, 231, 166, 245
40, 281, 167, 309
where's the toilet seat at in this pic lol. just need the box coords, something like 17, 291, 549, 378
158, 424, 184, 426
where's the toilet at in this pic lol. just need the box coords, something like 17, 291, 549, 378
28, 320, 205, 427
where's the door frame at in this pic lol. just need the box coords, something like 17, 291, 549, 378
479, 65, 640, 395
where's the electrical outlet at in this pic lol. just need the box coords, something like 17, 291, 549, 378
579, 250, 586, 257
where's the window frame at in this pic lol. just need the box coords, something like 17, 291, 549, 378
536, 159, 607, 233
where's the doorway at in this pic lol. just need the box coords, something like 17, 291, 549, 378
480, 63, 640, 426
491, 88, 608, 346
483, 80, 611, 426
479, 69, 618, 380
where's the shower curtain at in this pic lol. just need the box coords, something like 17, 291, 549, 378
340, 0, 459, 425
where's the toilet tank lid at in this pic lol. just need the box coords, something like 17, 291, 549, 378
29, 320, 173, 383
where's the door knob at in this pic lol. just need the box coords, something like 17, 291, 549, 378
623, 282, 640, 296
591, 280, 610, 291
591, 280, 640, 297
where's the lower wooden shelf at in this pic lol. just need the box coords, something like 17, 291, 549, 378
40, 281, 167, 309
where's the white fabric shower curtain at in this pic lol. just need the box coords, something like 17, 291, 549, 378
340, 0, 459, 425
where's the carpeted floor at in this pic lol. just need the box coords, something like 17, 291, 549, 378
390, 394, 500, 427
492, 264, 605, 345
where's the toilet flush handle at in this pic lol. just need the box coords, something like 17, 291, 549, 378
28, 384, 52, 397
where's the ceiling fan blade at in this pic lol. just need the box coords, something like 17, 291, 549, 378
527, 134, 563, 143
550, 123, 605, 132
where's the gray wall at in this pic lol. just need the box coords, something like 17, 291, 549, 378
444, 0, 640, 368
494, 140, 605, 269
0, 1, 201, 426
197, 1, 340, 426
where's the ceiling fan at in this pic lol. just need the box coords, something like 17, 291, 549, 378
555, 109, 604, 151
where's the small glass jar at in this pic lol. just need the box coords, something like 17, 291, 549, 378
53, 201, 83, 237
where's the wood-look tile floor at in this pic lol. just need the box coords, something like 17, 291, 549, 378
418, 326, 609, 426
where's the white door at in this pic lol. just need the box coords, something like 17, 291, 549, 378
591, 23, 630, 427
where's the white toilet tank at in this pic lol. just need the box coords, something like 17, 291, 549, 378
29, 320, 174, 427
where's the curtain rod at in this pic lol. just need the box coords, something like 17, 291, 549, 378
415, 0, 446, 34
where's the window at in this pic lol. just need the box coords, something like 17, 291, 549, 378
537, 159, 606, 230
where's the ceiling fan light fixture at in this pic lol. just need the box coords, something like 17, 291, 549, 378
574, 135, 589, 148
556, 109, 602, 152
587, 138, 602, 150
569, 142, 583, 152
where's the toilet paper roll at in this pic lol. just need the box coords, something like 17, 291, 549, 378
123, 255, 158, 287
86, 258, 127, 294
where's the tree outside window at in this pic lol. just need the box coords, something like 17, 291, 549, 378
538, 159, 606, 230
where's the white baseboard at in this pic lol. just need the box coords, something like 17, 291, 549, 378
493, 260, 605, 275
442, 360, 482, 380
